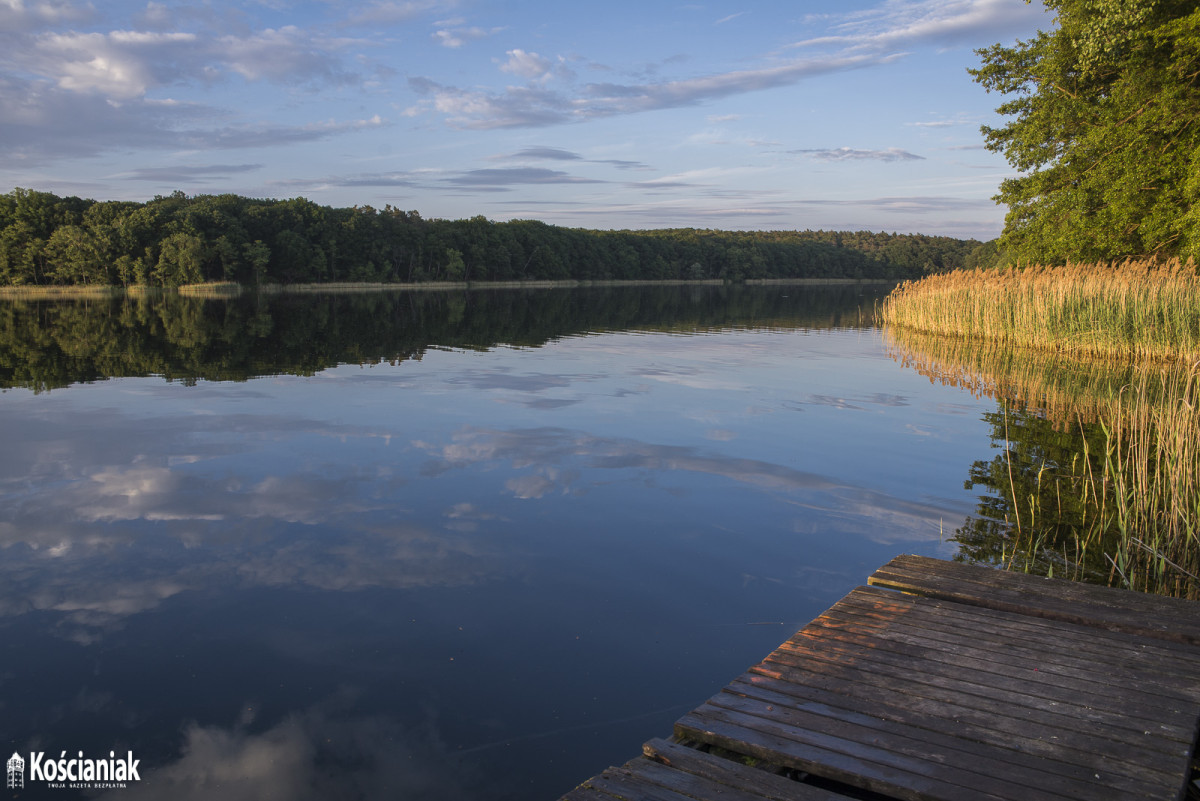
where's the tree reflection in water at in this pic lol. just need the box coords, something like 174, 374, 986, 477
0, 283, 885, 392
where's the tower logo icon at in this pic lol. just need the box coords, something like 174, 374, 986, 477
7, 752, 24, 789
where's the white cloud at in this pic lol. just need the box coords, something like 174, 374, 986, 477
218, 26, 353, 84
499, 48, 552, 80
432, 24, 500, 48
8, 21, 363, 110
32, 30, 196, 98
407, 77, 572, 128
0, 0, 93, 31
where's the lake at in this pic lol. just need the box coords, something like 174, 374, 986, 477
0, 284, 1012, 800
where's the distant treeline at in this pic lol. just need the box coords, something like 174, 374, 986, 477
0, 188, 996, 287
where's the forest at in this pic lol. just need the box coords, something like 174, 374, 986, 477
0, 188, 994, 287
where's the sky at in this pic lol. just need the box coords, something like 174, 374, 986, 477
1, 0, 1055, 240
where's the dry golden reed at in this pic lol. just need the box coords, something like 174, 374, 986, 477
878, 260, 1200, 363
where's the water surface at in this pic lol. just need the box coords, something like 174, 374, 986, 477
0, 286, 996, 799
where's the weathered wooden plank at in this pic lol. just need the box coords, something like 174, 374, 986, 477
813, 594, 1200, 703
869, 554, 1200, 644
834, 586, 1200, 684
818, 600, 1187, 692
697, 685, 1152, 800
754, 644, 1194, 755
771, 628, 1198, 741
725, 673, 1178, 787
838, 582, 1198, 664
583, 766, 704, 801
787, 592, 1200, 714
561, 739, 862, 801
639, 739, 853, 801
677, 705, 1072, 801
558, 787, 607, 801
624, 746, 853, 801
736, 666, 1182, 775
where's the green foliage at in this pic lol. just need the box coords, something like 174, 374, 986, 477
971, 1, 1200, 262
0, 188, 993, 288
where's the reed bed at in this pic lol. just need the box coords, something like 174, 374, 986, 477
878, 260, 1200, 363
177, 281, 242, 297
1096, 366, 1200, 597
888, 325, 1200, 598
0, 285, 121, 299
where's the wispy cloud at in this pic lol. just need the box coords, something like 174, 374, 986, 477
491, 147, 650, 171
495, 147, 584, 161
342, 0, 459, 27
406, 77, 573, 128
0, 0, 95, 32
182, 116, 385, 150
445, 168, 604, 187
431, 21, 503, 48
790, 0, 1050, 53
119, 163, 264, 182
793, 195, 993, 213
792, 147, 924, 162
408, 53, 884, 129
406, 0, 1047, 131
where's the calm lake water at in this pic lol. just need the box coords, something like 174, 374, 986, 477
0, 285, 1002, 800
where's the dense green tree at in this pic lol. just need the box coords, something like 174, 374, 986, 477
154, 231, 205, 286
0, 188, 992, 287
972, 1, 1200, 262
45, 225, 108, 284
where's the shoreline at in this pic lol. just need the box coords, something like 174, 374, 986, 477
0, 277, 897, 299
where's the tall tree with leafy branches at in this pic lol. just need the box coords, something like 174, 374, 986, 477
971, 1, 1200, 263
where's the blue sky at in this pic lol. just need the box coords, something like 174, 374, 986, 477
1, 0, 1053, 239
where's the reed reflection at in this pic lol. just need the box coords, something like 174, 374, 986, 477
887, 326, 1200, 598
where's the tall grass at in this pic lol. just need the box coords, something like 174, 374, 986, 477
1098, 366, 1200, 596
879, 260, 1200, 363
177, 281, 242, 297
887, 324, 1200, 598
0, 285, 120, 299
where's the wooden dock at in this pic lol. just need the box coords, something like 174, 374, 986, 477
561, 554, 1200, 801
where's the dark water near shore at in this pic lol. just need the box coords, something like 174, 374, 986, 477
0, 285, 999, 799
